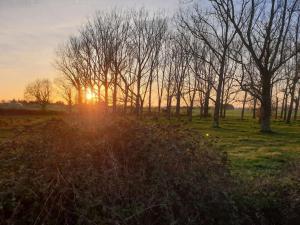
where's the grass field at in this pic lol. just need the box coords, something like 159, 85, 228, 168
1, 110, 299, 178
157, 109, 300, 177
0, 115, 58, 144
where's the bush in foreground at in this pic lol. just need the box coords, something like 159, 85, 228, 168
234, 162, 300, 225
0, 117, 236, 225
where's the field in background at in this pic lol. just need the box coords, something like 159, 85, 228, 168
154, 109, 300, 177
1, 109, 299, 178
0, 114, 59, 144
188, 110, 300, 177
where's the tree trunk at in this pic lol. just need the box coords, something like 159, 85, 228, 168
220, 81, 225, 118
148, 74, 153, 113
97, 82, 101, 103
77, 85, 82, 105
77, 84, 83, 114
203, 89, 210, 117
275, 97, 279, 120
286, 83, 297, 123
158, 98, 162, 114
200, 104, 204, 118
140, 99, 144, 115
280, 95, 285, 119
104, 71, 109, 111
124, 86, 129, 114
136, 71, 141, 117
223, 107, 227, 118
213, 51, 226, 128
281, 81, 289, 120
83, 87, 87, 104
253, 98, 257, 119
294, 96, 300, 121
167, 96, 172, 120
213, 73, 224, 128
283, 95, 288, 121
188, 101, 194, 122
241, 91, 248, 120
175, 93, 181, 118
112, 72, 118, 113
199, 91, 204, 118
260, 75, 272, 132
294, 88, 300, 121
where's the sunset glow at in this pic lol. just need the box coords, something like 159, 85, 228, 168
86, 89, 96, 101
0, 0, 176, 101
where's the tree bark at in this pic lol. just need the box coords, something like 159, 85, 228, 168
104, 70, 109, 111
294, 88, 300, 121
213, 79, 223, 128
275, 97, 279, 120
175, 92, 181, 118
158, 98, 162, 114
260, 75, 272, 132
280, 95, 286, 119
253, 98, 257, 119
136, 70, 141, 117
112, 72, 118, 113
148, 74, 153, 113
284, 95, 289, 121
286, 78, 298, 123
241, 91, 248, 120
188, 104, 193, 122
220, 80, 225, 118
124, 86, 129, 114
213, 59, 225, 128
203, 89, 210, 117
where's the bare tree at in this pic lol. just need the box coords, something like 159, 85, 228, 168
54, 77, 73, 112
156, 35, 170, 114
211, 0, 299, 132
109, 10, 131, 113
55, 37, 85, 106
286, 15, 300, 123
130, 9, 167, 116
179, 2, 237, 127
171, 33, 190, 118
24, 79, 52, 110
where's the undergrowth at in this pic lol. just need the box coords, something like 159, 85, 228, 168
0, 116, 299, 225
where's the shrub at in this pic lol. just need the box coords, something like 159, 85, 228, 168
0, 117, 236, 225
233, 162, 300, 225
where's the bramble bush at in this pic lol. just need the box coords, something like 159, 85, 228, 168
0, 117, 236, 225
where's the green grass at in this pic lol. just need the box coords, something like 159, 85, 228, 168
158, 109, 300, 177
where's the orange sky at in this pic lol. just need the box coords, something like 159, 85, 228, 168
0, 0, 179, 101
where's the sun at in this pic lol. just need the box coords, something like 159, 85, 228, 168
86, 89, 95, 101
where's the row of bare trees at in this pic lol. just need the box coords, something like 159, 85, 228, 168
55, 1, 300, 132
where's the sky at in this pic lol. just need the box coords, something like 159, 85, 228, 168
0, 0, 187, 101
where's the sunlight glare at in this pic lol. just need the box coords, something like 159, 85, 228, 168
86, 89, 95, 101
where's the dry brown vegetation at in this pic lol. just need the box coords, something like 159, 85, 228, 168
0, 116, 236, 225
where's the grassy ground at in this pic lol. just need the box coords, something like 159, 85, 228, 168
0, 115, 58, 144
182, 110, 300, 177
1, 110, 299, 178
